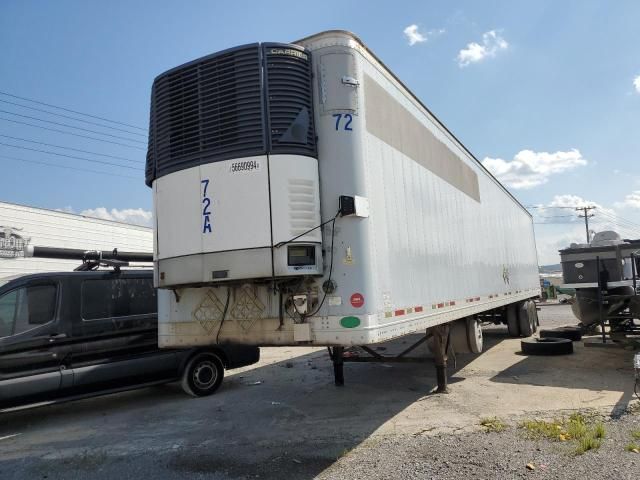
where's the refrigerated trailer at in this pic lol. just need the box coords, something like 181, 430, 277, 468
145, 30, 540, 390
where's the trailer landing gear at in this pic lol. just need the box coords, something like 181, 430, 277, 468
431, 324, 450, 394
328, 324, 451, 393
329, 346, 345, 386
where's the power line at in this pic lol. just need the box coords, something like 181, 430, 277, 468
0, 110, 146, 144
588, 214, 640, 234
0, 90, 146, 131
0, 142, 142, 170
590, 218, 640, 238
0, 99, 146, 137
0, 154, 139, 180
0, 134, 143, 164
527, 205, 583, 209
595, 209, 640, 230
0, 117, 145, 150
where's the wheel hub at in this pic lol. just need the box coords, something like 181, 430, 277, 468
193, 360, 217, 389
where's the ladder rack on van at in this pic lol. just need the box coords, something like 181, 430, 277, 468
24, 246, 153, 271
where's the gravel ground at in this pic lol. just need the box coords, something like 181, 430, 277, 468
2, 302, 639, 479
318, 412, 640, 480
3, 410, 639, 479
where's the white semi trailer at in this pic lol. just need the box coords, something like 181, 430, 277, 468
145, 31, 540, 390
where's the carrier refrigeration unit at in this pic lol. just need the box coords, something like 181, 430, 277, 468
145, 31, 540, 390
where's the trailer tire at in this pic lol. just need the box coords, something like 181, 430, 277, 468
521, 337, 573, 355
539, 327, 582, 342
448, 317, 483, 354
506, 304, 520, 337
528, 301, 539, 334
466, 317, 483, 354
518, 302, 534, 337
181, 352, 225, 397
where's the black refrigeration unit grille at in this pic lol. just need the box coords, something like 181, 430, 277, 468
146, 43, 316, 186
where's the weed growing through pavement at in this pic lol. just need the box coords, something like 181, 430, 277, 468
479, 417, 508, 433
519, 413, 605, 455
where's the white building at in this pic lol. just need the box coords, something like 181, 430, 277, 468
0, 201, 152, 278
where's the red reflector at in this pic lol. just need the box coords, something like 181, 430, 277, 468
415, 306, 423, 312
450, 301, 456, 306
394, 309, 405, 316
437, 303, 444, 308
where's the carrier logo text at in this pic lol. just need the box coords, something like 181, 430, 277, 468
269, 48, 308, 60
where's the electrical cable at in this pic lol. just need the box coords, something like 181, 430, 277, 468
0, 99, 146, 136
595, 210, 640, 231
0, 154, 140, 179
0, 110, 146, 144
0, 90, 146, 130
216, 287, 231, 344
274, 212, 340, 248
301, 213, 339, 319
0, 117, 145, 150
0, 134, 142, 163
0, 142, 141, 170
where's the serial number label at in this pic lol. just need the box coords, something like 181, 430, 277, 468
229, 160, 261, 173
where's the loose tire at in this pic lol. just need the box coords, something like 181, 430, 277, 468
518, 302, 533, 337
539, 327, 582, 342
181, 352, 225, 397
521, 337, 573, 355
506, 304, 520, 337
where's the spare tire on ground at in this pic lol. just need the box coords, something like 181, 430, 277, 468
539, 327, 582, 342
521, 337, 573, 355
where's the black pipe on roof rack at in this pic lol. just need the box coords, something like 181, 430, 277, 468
26, 246, 153, 263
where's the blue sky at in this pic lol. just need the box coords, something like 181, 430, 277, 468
1, 0, 639, 264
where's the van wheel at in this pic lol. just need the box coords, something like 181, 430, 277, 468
181, 352, 224, 397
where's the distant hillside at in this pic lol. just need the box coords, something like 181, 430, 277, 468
539, 264, 561, 273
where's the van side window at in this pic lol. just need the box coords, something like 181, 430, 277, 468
0, 285, 57, 337
81, 278, 157, 321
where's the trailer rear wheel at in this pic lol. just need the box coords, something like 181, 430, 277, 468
506, 304, 520, 337
528, 301, 539, 334
466, 317, 483, 353
449, 317, 483, 354
518, 301, 534, 337
521, 337, 573, 355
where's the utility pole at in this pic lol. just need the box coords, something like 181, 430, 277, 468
576, 206, 596, 243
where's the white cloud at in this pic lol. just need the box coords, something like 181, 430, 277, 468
532, 195, 613, 264
634, 75, 640, 93
482, 149, 587, 189
59, 207, 153, 227
403, 24, 445, 46
531, 194, 640, 264
535, 226, 586, 265
457, 30, 508, 67
615, 191, 640, 209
